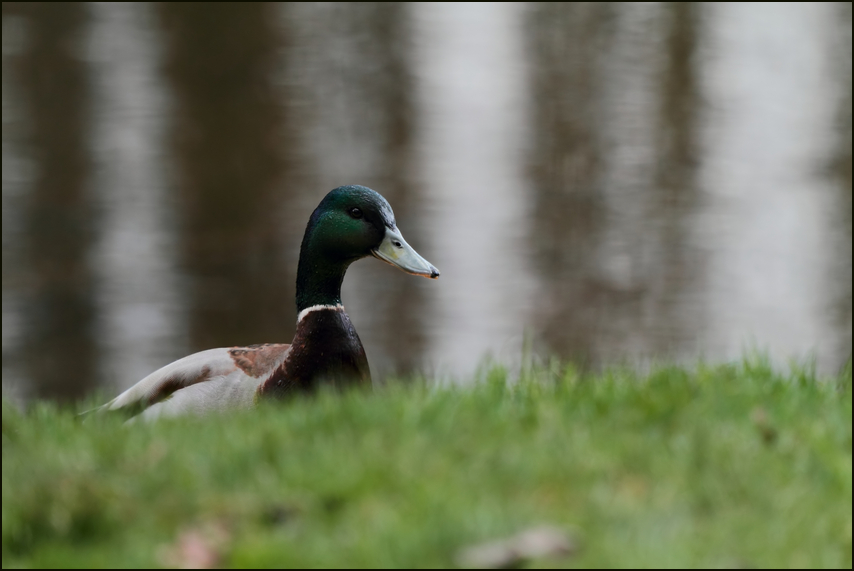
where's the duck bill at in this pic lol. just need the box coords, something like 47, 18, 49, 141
372, 227, 440, 279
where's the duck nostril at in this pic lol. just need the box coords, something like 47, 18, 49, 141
393, 241, 402, 248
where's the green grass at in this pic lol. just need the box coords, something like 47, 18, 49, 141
3, 358, 852, 568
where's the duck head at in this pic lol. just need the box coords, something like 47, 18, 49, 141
295, 185, 439, 312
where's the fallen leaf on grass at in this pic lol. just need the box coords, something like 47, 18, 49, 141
158, 520, 231, 569
751, 406, 778, 444
456, 525, 577, 568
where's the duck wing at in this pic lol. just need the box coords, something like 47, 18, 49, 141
96, 343, 291, 420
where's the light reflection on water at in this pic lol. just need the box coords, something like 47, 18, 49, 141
700, 2, 844, 370
405, 2, 534, 379
1, 3, 850, 402
87, 2, 185, 396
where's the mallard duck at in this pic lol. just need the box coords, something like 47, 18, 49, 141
97, 185, 439, 420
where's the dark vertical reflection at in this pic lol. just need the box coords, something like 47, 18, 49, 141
287, 3, 427, 378
4, 2, 98, 401
831, 1, 852, 364
356, 3, 426, 377
157, 2, 293, 350
527, 3, 613, 364
649, 2, 702, 354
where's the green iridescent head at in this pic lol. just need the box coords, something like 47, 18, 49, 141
295, 185, 439, 312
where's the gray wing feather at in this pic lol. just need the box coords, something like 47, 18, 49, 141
91, 344, 291, 421
102, 348, 238, 411
96, 348, 258, 419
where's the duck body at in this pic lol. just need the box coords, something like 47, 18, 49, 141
98, 185, 437, 420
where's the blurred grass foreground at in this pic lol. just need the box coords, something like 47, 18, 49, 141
3, 358, 852, 568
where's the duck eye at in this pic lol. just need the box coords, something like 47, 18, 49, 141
349, 207, 363, 219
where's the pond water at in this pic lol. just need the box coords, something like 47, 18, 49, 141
2, 3, 850, 402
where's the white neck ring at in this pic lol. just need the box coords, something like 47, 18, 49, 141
297, 304, 344, 324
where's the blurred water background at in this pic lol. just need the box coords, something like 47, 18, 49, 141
2, 2, 851, 403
